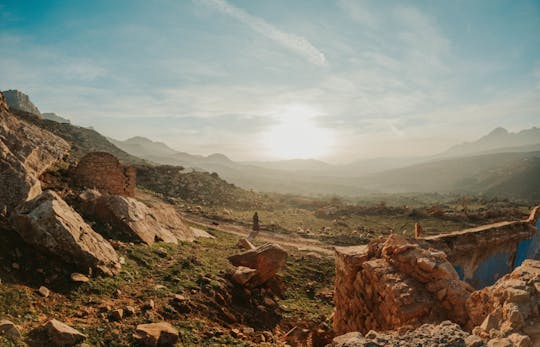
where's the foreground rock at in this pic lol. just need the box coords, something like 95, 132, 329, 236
133, 322, 179, 347
0, 91, 70, 214
330, 321, 478, 347
43, 319, 86, 346
0, 319, 21, 338
467, 259, 540, 345
81, 191, 195, 245
334, 234, 473, 335
12, 190, 121, 276
228, 243, 288, 287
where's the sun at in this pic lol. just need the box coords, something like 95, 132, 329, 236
261, 105, 333, 159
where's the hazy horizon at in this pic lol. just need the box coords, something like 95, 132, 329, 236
1, 0, 539, 162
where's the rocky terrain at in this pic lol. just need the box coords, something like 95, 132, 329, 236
2, 90, 41, 115
1, 88, 540, 347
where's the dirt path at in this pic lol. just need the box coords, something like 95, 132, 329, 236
181, 213, 335, 257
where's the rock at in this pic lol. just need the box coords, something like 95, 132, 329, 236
0, 319, 21, 338
465, 335, 484, 347
125, 305, 137, 316
44, 319, 86, 346
231, 266, 258, 286
84, 193, 195, 245
110, 309, 123, 321
237, 238, 255, 250
2, 89, 41, 115
0, 92, 70, 214
133, 322, 179, 347
466, 259, 540, 338
38, 286, 51, 297
143, 299, 155, 311
12, 190, 121, 276
331, 322, 472, 346
228, 243, 288, 287
70, 273, 90, 283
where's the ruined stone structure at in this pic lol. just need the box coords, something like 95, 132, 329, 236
72, 152, 136, 197
421, 215, 539, 289
334, 208, 540, 345
334, 235, 473, 336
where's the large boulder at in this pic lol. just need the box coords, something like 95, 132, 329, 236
228, 243, 288, 287
82, 191, 195, 245
12, 190, 121, 276
0, 91, 70, 214
133, 322, 179, 347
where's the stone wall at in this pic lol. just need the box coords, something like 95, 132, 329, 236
420, 216, 538, 288
334, 235, 473, 336
72, 152, 136, 197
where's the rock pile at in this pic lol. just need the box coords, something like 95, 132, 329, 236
330, 321, 480, 347
334, 234, 473, 335
467, 259, 540, 345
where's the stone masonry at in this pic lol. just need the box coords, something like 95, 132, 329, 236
72, 152, 136, 197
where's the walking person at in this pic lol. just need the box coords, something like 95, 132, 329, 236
248, 211, 260, 240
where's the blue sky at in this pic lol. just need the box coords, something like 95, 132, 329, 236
0, 0, 539, 161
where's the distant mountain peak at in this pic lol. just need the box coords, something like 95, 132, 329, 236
443, 126, 540, 157
2, 89, 41, 116
207, 153, 232, 162
487, 127, 509, 137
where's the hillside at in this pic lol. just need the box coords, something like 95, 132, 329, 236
11, 108, 145, 165
356, 150, 540, 200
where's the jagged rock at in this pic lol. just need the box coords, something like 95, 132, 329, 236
237, 238, 255, 250
334, 235, 473, 335
12, 190, 121, 276
2, 89, 41, 115
133, 322, 179, 347
330, 321, 475, 347
228, 243, 288, 287
82, 192, 195, 245
43, 319, 86, 346
110, 309, 123, 321
0, 91, 70, 214
467, 259, 540, 342
0, 319, 21, 338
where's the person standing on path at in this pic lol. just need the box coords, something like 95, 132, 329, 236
248, 211, 260, 240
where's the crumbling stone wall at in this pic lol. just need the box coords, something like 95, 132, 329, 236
421, 217, 538, 288
334, 235, 473, 336
72, 152, 135, 197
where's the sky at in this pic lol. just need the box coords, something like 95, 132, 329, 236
0, 0, 539, 162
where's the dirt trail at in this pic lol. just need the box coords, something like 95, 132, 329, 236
182, 214, 335, 257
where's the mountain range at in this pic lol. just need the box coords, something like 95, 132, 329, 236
4, 89, 540, 200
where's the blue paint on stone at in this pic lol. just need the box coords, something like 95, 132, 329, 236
454, 265, 465, 280
470, 250, 514, 289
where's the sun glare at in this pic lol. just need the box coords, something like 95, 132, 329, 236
262, 105, 333, 159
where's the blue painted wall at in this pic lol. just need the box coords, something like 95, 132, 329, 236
455, 220, 540, 289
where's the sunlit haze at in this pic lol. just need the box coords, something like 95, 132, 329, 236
0, 0, 539, 162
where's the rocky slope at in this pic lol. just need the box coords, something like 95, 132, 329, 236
2, 89, 41, 115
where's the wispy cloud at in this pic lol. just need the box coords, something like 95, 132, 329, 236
196, 0, 327, 66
